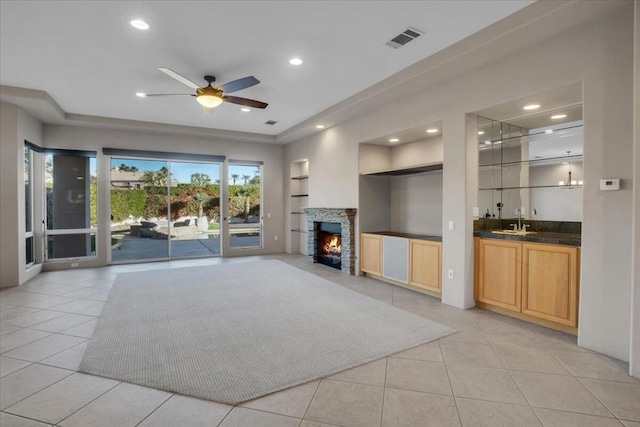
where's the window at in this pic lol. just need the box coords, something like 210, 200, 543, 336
228, 162, 262, 248
24, 144, 34, 266
45, 151, 97, 260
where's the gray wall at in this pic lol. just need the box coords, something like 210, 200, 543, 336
529, 163, 583, 221
284, 2, 635, 362
0, 104, 43, 287
390, 172, 443, 235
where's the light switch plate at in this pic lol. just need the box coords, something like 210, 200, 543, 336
448, 221, 455, 231
472, 207, 479, 218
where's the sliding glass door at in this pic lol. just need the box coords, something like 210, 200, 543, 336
110, 158, 169, 262
228, 163, 262, 249
168, 161, 221, 258
109, 157, 221, 262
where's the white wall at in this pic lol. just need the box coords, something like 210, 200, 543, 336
284, 2, 635, 362
630, 0, 639, 377
0, 104, 43, 287
391, 137, 443, 169
43, 124, 285, 269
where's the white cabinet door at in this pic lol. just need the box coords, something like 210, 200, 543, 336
382, 236, 409, 283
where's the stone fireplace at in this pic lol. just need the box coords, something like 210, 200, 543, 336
303, 208, 357, 275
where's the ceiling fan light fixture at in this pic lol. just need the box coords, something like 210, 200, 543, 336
196, 94, 223, 108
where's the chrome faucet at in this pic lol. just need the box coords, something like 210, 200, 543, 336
512, 208, 525, 231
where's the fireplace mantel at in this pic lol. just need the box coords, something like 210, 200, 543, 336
304, 208, 357, 274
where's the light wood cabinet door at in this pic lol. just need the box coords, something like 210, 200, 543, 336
360, 233, 382, 275
478, 239, 522, 312
522, 243, 579, 327
409, 240, 441, 293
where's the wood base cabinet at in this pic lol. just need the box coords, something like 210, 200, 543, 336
409, 239, 441, 293
360, 233, 383, 276
475, 238, 580, 329
478, 239, 522, 312
522, 243, 579, 327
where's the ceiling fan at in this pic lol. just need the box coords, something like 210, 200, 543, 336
141, 67, 268, 109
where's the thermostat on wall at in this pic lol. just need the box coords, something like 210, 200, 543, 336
599, 178, 620, 191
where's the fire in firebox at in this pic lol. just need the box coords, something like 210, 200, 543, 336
322, 235, 342, 257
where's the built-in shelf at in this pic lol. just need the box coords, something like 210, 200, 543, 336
360, 161, 443, 177
479, 123, 583, 145
291, 229, 307, 233
291, 175, 309, 180
479, 154, 583, 169
291, 194, 309, 198
479, 184, 583, 190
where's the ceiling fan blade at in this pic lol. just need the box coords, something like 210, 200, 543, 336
143, 93, 194, 97
158, 67, 201, 90
223, 96, 268, 109
218, 76, 260, 94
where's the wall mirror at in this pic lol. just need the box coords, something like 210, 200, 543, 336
475, 83, 583, 221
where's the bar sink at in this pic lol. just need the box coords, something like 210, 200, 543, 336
491, 230, 538, 235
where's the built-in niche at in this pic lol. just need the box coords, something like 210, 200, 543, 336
358, 124, 444, 235
475, 84, 583, 222
289, 159, 309, 255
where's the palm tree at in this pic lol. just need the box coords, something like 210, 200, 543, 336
242, 174, 250, 185
130, 166, 139, 172
231, 174, 239, 185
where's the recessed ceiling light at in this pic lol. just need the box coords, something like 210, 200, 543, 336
478, 131, 485, 135
426, 128, 438, 133
551, 114, 567, 119
241, 108, 250, 112
130, 19, 150, 30
135, 92, 147, 97
523, 104, 540, 110
315, 125, 325, 129
289, 58, 303, 65
389, 138, 399, 142
545, 129, 554, 134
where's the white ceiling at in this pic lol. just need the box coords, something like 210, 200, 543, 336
0, 1, 533, 137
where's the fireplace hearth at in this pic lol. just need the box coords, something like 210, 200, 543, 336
303, 208, 356, 275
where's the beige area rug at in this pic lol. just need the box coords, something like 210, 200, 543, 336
79, 260, 455, 404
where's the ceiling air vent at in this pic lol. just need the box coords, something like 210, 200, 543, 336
265, 120, 277, 125
386, 27, 424, 49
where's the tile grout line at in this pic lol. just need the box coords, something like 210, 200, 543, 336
1, 410, 60, 426
475, 318, 548, 425
300, 378, 322, 422
477, 312, 623, 421
132, 392, 174, 427
1, 367, 75, 416
44, 379, 123, 426
379, 357, 389, 427
440, 341, 464, 426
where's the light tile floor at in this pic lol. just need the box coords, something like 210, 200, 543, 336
0, 254, 638, 427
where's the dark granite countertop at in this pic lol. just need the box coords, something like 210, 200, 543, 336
363, 231, 442, 242
474, 230, 581, 246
